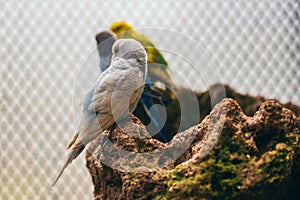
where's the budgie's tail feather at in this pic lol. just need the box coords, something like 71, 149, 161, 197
52, 145, 85, 186
66, 131, 79, 149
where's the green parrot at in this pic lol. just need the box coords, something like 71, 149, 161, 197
110, 21, 176, 88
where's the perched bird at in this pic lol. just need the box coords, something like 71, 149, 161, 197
52, 39, 147, 186
110, 21, 176, 88
95, 31, 116, 71
95, 31, 171, 142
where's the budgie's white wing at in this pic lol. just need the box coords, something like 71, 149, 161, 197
70, 59, 143, 149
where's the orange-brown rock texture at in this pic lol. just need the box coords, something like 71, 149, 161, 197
86, 86, 299, 200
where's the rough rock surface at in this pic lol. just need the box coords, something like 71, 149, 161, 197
137, 84, 300, 142
86, 97, 299, 199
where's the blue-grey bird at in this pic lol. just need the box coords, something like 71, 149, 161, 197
52, 39, 147, 186
95, 31, 170, 142
95, 31, 116, 71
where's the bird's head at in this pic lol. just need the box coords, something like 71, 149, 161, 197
95, 31, 115, 46
112, 39, 147, 67
110, 21, 133, 34
95, 31, 116, 56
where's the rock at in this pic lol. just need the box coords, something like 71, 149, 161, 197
137, 84, 300, 142
86, 97, 300, 200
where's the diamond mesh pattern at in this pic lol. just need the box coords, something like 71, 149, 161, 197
1, 0, 299, 199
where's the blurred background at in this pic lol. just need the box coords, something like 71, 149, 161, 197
0, 0, 299, 199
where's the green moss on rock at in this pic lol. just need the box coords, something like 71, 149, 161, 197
87, 97, 300, 200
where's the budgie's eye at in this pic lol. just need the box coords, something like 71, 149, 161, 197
114, 26, 121, 32
113, 47, 119, 54
136, 58, 143, 64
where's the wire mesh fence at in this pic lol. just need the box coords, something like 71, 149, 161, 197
1, 0, 299, 199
